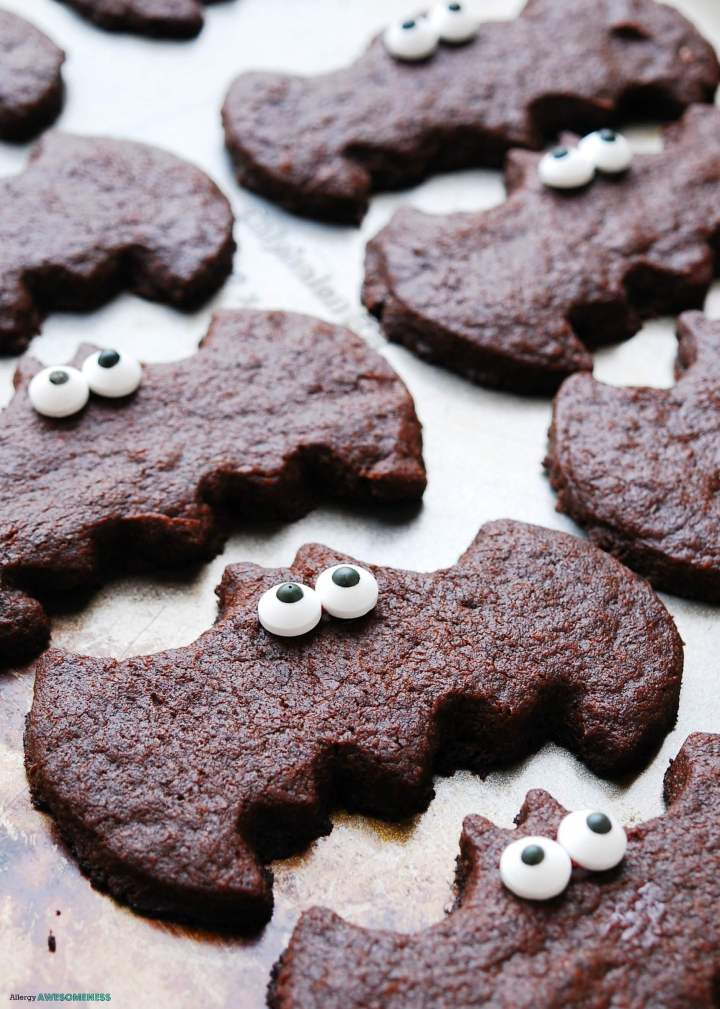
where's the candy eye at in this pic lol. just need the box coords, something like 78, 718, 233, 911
499, 836, 572, 900
556, 810, 627, 871
578, 129, 633, 174
82, 349, 142, 398
257, 582, 322, 638
538, 145, 594, 190
428, 2, 479, 43
28, 366, 89, 418
384, 16, 439, 61
315, 564, 379, 619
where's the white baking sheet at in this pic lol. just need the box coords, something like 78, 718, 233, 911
1, 1, 719, 1005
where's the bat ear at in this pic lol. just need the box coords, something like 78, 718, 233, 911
292, 542, 341, 576
514, 788, 567, 835
663, 733, 720, 813
13, 352, 46, 391
675, 311, 720, 381
504, 148, 540, 195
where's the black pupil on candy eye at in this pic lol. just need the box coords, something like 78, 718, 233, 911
599, 128, 617, 142
552, 147, 569, 159
332, 566, 361, 588
586, 812, 612, 834
521, 844, 545, 866
402, 19, 416, 30
276, 583, 303, 604
49, 370, 69, 386
98, 349, 121, 369
449, 3, 462, 10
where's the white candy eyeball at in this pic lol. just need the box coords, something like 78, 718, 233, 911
384, 16, 438, 61
258, 582, 322, 638
556, 810, 627, 871
28, 366, 89, 418
578, 129, 633, 174
538, 145, 595, 190
82, 349, 142, 398
428, 2, 479, 43
500, 836, 572, 900
315, 564, 379, 620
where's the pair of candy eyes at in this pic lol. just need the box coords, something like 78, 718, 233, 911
29, 349, 143, 418
539, 129, 633, 190
258, 564, 379, 637
385, 3, 479, 61
500, 810, 628, 901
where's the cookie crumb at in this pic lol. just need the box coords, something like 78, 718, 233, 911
48, 931, 56, 953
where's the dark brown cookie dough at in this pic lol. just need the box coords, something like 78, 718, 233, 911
25, 520, 681, 929
0, 131, 235, 356
548, 311, 720, 602
54, 0, 228, 39
0, 309, 425, 667
364, 105, 720, 394
0, 10, 65, 142
270, 732, 719, 1009
0, 587, 49, 667
222, 0, 719, 224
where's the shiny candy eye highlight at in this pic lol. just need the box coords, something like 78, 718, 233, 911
315, 564, 379, 619
258, 582, 322, 638
82, 349, 143, 398
557, 809, 627, 871
29, 366, 89, 418
538, 145, 595, 190
429, 2, 479, 43
499, 836, 572, 900
578, 129, 633, 174
384, 16, 439, 61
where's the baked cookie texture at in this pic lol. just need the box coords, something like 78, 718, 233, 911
548, 311, 720, 602
0, 132, 235, 355
0, 310, 425, 667
54, 0, 228, 38
0, 10, 65, 142
222, 0, 719, 224
25, 521, 681, 930
364, 104, 720, 394
0, 587, 49, 667
270, 732, 720, 1009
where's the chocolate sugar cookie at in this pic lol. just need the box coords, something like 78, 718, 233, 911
222, 0, 719, 223
0, 587, 49, 667
0, 309, 425, 667
54, 0, 230, 39
364, 105, 720, 393
548, 311, 720, 601
0, 132, 235, 355
270, 733, 719, 1009
26, 521, 681, 929
0, 10, 64, 142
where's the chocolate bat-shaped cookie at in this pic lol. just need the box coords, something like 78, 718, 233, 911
364, 104, 720, 394
0, 132, 235, 355
222, 0, 719, 223
0, 310, 425, 667
0, 11, 64, 141
25, 521, 682, 930
548, 311, 720, 602
54, 0, 230, 38
270, 732, 719, 1009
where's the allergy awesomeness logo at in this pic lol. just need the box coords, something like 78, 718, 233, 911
9, 996, 112, 1002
